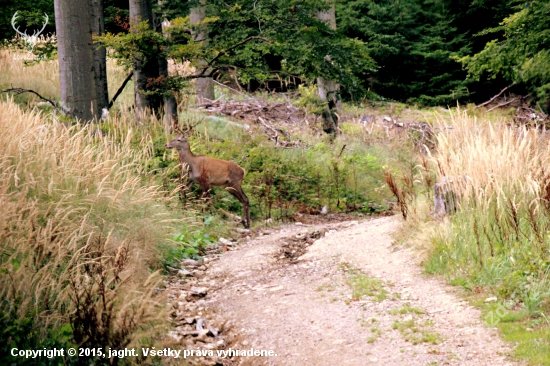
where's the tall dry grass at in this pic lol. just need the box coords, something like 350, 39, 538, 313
426, 109, 550, 314
0, 47, 59, 101
0, 98, 181, 364
0, 47, 134, 109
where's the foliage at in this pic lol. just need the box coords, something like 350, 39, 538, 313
459, 1, 550, 108
172, 225, 217, 260
337, 0, 472, 105
98, 20, 169, 70
201, 0, 375, 98
295, 84, 326, 115
97, 1, 376, 101
160, 117, 394, 223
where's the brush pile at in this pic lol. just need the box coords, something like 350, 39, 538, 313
196, 98, 313, 147
197, 98, 311, 125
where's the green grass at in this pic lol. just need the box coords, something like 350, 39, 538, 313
499, 320, 550, 365
367, 326, 383, 343
392, 319, 441, 345
159, 111, 399, 224
341, 264, 388, 302
477, 302, 550, 365
390, 303, 425, 315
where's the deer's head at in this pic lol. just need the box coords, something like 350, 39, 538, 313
165, 134, 190, 150
166, 121, 202, 150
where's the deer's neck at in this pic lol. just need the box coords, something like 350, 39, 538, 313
177, 146, 197, 165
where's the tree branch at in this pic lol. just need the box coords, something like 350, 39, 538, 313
476, 84, 514, 108
108, 71, 134, 109
193, 36, 273, 78
1, 87, 59, 109
486, 97, 519, 112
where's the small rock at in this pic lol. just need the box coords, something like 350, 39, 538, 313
167, 330, 182, 342
485, 296, 498, 303
321, 206, 328, 215
235, 228, 250, 234
177, 269, 192, 277
182, 258, 204, 268
190, 286, 208, 296
202, 343, 217, 350
219, 238, 235, 246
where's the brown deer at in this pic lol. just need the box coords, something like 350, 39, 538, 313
165, 134, 251, 229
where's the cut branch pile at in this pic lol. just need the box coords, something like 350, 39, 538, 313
197, 97, 310, 124
477, 90, 549, 124
359, 114, 435, 151
196, 98, 313, 147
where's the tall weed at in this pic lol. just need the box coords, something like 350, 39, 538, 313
426, 110, 550, 313
0, 99, 181, 364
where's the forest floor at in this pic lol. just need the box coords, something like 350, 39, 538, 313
165, 215, 523, 365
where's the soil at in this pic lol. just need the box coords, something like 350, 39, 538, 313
167, 216, 522, 365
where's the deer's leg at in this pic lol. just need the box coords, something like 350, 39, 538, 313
227, 186, 251, 229
199, 182, 212, 204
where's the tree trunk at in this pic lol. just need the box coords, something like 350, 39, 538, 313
190, 1, 215, 103
158, 57, 179, 131
54, 0, 98, 121
317, 3, 340, 135
129, 0, 162, 121
90, 0, 109, 111
317, 77, 339, 134
157, 7, 179, 131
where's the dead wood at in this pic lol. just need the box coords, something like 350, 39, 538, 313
486, 97, 519, 112
2, 87, 60, 110
476, 84, 514, 108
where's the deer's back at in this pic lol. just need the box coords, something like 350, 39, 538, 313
196, 155, 245, 186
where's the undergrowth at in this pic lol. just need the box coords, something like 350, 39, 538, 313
158, 114, 397, 224
0, 99, 185, 365
388, 109, 550, 364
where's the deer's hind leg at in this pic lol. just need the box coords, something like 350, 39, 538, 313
226, 186, 251, 229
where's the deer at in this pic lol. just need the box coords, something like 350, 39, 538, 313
165, 131, 251, 229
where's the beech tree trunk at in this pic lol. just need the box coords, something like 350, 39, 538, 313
90, 0, 109, 111
157, 8, 179, 131
158, 57, 179, 131
129, 0, 162, 121
54, 0, 98, 121
190, 1, 215, 103
317, 3, 340, 135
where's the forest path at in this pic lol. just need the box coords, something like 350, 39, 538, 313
197, 216, 520, 365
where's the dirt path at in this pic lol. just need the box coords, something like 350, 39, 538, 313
181, 216, 520, 365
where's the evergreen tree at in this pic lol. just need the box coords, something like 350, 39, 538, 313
337, 0, 471, 105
